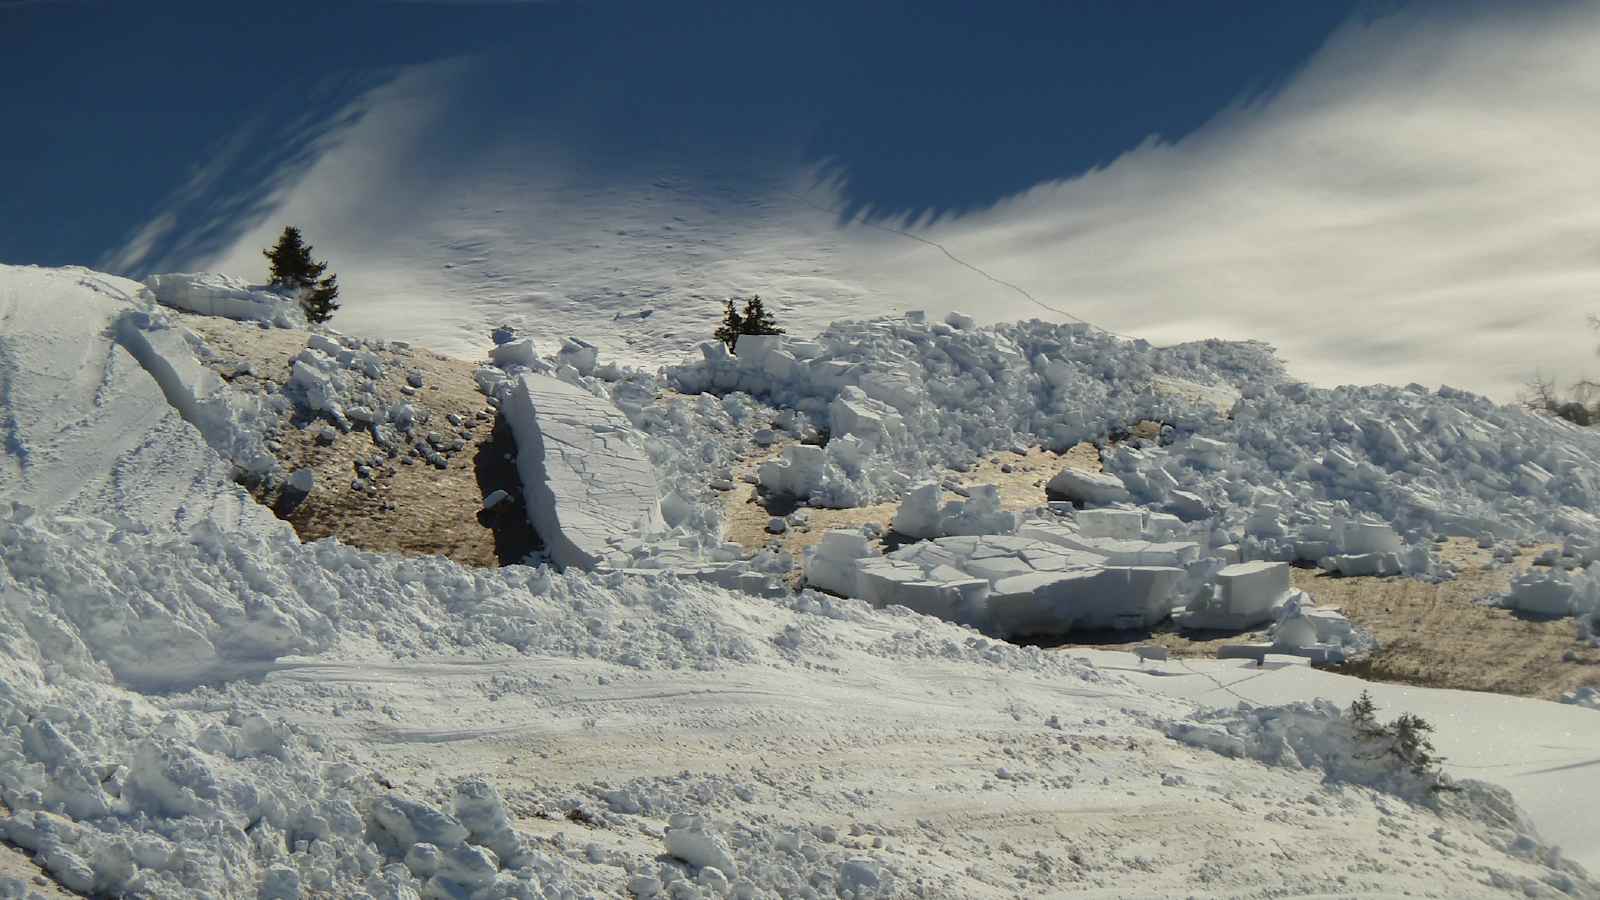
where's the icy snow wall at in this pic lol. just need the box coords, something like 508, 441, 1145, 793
501, 373, 664, 568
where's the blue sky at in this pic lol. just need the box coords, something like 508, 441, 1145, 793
2, 0, 1370, 268
9, 0, 1599, 401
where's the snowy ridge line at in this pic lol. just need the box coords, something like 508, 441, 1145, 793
782, 187, 1144, 342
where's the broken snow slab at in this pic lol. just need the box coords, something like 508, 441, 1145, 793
806, 530, 1183, 639
1175, 560, 1303, 631
501, 373, 664, 568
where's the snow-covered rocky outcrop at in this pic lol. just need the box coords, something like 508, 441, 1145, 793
499, 373, 664, 568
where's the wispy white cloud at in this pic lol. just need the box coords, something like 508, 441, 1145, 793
144, 2, 1600, 400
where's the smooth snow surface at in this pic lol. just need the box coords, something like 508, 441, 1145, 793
110, 5, 1600, 402
1084, 650, 1600, 871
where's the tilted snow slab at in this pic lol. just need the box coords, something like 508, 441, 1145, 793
501, 373, 664, 568
144, 272, 302, 326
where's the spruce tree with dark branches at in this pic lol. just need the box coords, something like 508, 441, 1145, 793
714, 294, 785, 353
263, 226, 341, 324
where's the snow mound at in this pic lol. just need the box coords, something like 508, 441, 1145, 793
499, 373, 664, 568
144, 272, 303, 327
1496, 564, 1600, 618
669, 315, 1264, 507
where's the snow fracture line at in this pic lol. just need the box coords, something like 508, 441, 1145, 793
783, 189, 1143, 342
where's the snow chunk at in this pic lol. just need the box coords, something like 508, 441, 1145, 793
1176, 560, 1301, 630
143, 272, 303, 326
1046, 467, 1130, 505
500, 373, 664, 568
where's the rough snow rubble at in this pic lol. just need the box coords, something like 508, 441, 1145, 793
498, 373, 664, 569
1101, 380, 1600, 577
668, 315, 1271, 507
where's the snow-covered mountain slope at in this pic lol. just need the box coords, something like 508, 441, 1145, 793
110, 3, 1600, 400
0, 264, 1596, 898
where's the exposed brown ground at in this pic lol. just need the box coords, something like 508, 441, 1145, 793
179, 314, 537, 567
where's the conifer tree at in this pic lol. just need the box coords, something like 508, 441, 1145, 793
263, 226, 339, 324
739, 295, 784, 339
303, 273, 341, 325
714, 299, 745, 352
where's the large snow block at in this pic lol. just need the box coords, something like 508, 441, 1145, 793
988, 566, 1182, 638
1176, 560, 1295, 631
1075, 508, 1144, 540
501, 374, 663, 568
144, 272, 301, 326
1217, 561, 1291, 617
1046, 468, 1130, 505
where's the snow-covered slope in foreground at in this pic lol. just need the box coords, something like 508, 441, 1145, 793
0, 264, 1593, 898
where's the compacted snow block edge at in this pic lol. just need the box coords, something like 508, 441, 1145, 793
500, 373, 664, 569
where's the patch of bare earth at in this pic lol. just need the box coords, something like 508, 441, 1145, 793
179, 314, 538, 567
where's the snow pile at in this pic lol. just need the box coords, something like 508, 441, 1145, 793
1496, 564, 1600, 618
1174, 561, 1305, 631
1102, 381, 1600, 573
499, 373, 665, 569
675, 314, 1600, 583
668, 315, 1267, 507
144, 272, 303, 327
890, 481, 1018, 539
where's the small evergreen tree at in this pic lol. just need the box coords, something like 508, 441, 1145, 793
714, 299, 744, 352
1389, 713, 1440, 777
263, 226, 340, 324
739, 295, 784, 339
714, 295, 785, 353
303, 273, 341, 325
1347, 690, 1381, 736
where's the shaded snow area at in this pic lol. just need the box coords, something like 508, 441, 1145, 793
1, 265, 1598, 898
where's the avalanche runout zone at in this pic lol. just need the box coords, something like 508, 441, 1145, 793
0, 264, 1596, 899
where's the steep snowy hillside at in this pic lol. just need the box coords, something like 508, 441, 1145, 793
109, 3, 1600, 400
1, 264, 1596, 899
